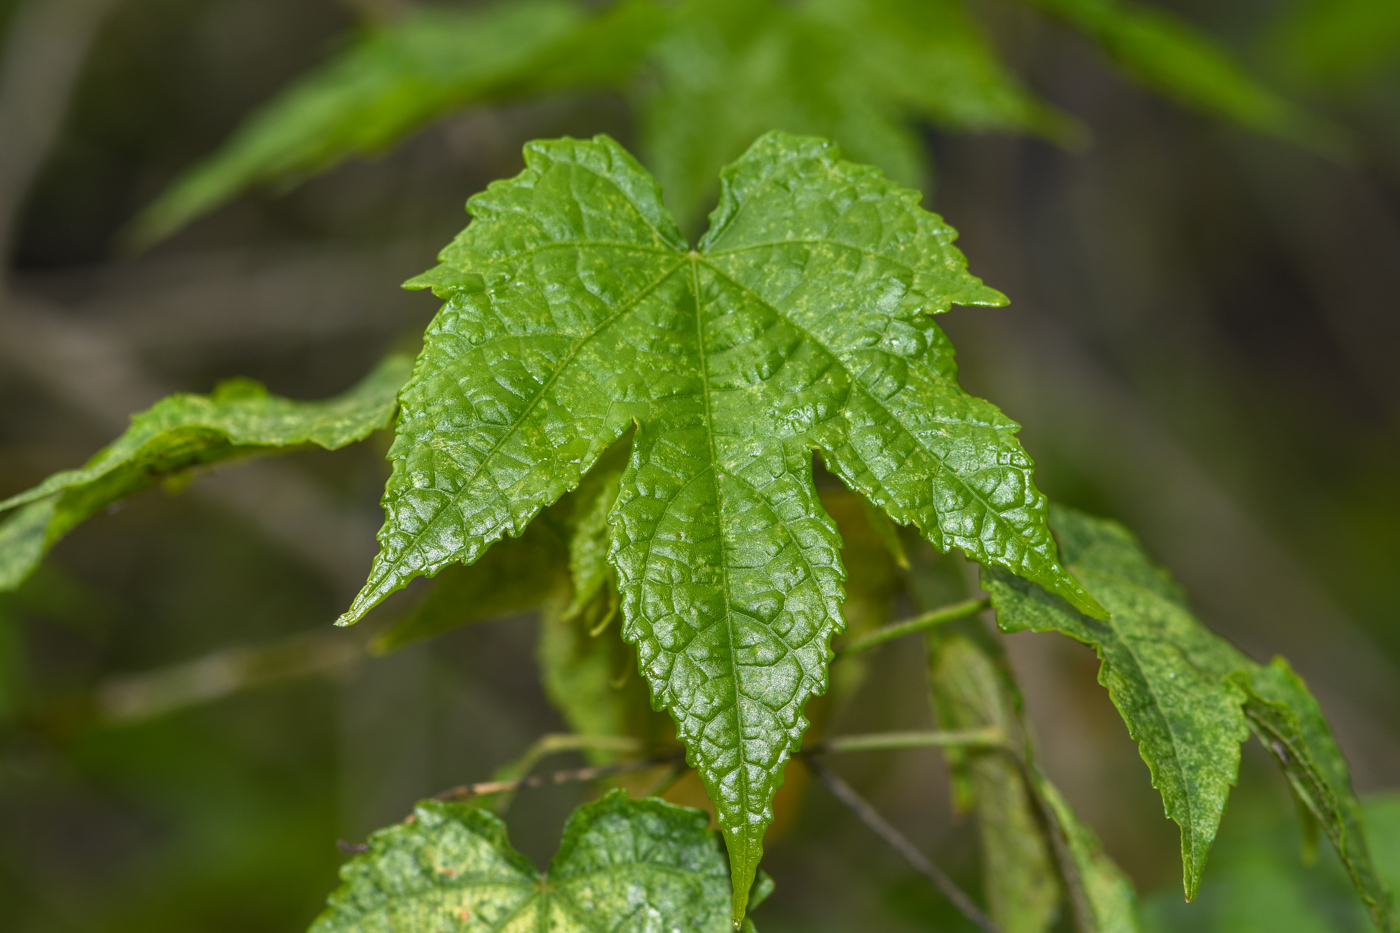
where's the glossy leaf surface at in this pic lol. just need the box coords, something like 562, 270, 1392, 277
0, 355, 411, 593
339, 131, 1096, 918
311, 791, 755, 933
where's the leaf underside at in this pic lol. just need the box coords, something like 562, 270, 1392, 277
340, 131, 1098, 918
0, 355, 411, 594
983, 506, 1395, 930
312, 791, 756, 933
927, 627, 1060, 933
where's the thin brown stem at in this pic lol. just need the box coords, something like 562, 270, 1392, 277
802, 755, 1003, 933
432, 754, 685, 803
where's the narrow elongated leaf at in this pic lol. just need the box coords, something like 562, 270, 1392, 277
313, 790, 760, 933
982, 506, 1251, 899
1267, 0, 1400, 88
0, 355, 411, 594
339, 132, 1097, 919
0, 500, 56, 593
128, 0, 598, 246
1230, 659, 1397, 932
1022, 0, 1348, 157
927, 626, 1059, 933
1035, 777, 1141, 933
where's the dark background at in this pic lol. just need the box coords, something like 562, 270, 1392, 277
0, 0, 1397, 930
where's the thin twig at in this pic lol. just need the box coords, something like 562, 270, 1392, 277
804, 728, 1004, 755
433, 754, 685, 803
833, 598, 991, 660
490, 733, 647, 815
802, 755, 1003, 933
94, 629, 369, 724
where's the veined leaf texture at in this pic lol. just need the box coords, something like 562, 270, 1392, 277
337, 131, 1100, 917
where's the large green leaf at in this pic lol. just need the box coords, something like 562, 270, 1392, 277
312, 790, 764, 933
0, 355, 411, 594
337, 132, 1098, 919
983, 506, 1395, 930
1022, 0, 1347, 157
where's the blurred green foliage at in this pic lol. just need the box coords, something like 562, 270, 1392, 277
1, 0, 1399, 931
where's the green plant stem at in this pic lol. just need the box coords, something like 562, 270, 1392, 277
805, 727, 1004, 755
833, 597, 991, 660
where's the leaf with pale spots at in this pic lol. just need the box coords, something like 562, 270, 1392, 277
311, 791, 767, 933
983, 505, 1395, 932
338, 131, 1100, 919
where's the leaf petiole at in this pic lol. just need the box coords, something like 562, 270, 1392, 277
804, 728, 1005, 755
833, 598, 991, 660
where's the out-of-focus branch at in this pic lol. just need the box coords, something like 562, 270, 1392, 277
95, 627, 368, 723
804, 728, 1005, 755
0, 0, 123, 288
12, 242, 434, 352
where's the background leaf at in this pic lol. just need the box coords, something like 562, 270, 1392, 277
1231, 659, 1397, 932
127, 0, 597, 246
0, 354, 411, 594
1036, 776, 1142, 933
1022, 0, 1348, 157
984, 505, 1396, 931
1266, 0, 1400, 89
